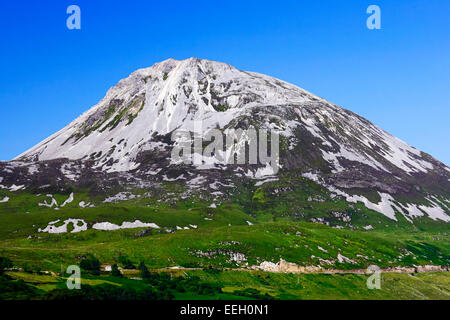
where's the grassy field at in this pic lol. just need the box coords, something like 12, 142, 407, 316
0, 187, 449, 300
0, 217, 448, 272
2, 269, 449, 300
0, 198, 449, 270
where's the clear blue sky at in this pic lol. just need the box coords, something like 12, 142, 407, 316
0, 0, 449, 164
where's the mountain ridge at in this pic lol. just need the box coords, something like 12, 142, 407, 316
3, 58, 450, 226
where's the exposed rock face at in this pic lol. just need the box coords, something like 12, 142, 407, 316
136, 229, 153, 238
278, 260, 322, 273
253, 259, 448, 274
254, 260, 322, 273
2, 58, 449, 224
382, 266, 416, 274
415, 265, 448, 273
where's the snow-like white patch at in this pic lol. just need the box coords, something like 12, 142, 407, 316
246, 220, 254, 225
11, 184, 25, 191
318, 246, 328, 253
345, 193, 399, 221
255, 177, 279, 186
38, 194, 58, 208
209, 180, 234, 190
379, 133, 434, 174
337, 253, 355, 264
39, 219, 87, 234
254, 163, 277, 179
79, 201, 95, 208
162, 174, 185, 182
363, 225, 373, 230
60, 193, 74, 207
321, 146, 388, 173
209, 203, 217, 208
395, 198, 450, 222
60, 163, 81, 181
0, 196, 9, 203
0, 184, 25, 192
147, 168, 162, 175
27, 164, 39, 175
417, 199, 450, 222
301, 172, 403, 221
209, 182, 219, 190
187, 175, 207, 187
103, 192, 138, 203
301, 172, 320, 182
92, 220, 160, 231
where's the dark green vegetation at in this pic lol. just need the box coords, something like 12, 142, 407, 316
80, 255, 101, 275
1, 269, 449, 300
213, 104, 229, 112
0, 257, 13, 274
0, 177, 448, 300
0, 203, 448, 272
0, 186, 449, 271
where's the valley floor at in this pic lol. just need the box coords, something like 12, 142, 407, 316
0, 197, 448, 300
1, 269, 449, 300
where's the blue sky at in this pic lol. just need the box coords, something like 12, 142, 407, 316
0, 0, 449, 164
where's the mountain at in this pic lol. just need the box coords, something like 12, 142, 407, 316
2, 58, 450, 227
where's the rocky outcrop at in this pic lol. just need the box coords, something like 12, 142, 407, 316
253, 259, 449, 274
416, 265, 448, 273
254, 259, 322, 273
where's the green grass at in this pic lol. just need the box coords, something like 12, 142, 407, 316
3, 270, 449, 300
0, 214, 448, 272
0, 181, 448, 300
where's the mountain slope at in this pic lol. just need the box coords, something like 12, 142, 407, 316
15, 58, 316, 170
3, 58, 450, 225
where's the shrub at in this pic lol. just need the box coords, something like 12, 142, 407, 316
138, 261, 151, 279
45, 283, 173, 300
111, 264, 122, 277
80, 256, 101, 275
0, 257, 13, 274
118, 255, 136, 269
232, 288, 274, 300
204, 266, 221, 274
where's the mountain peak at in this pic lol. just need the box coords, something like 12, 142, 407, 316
15, 58, 313, 166
146, 57, 234, 74
6, 59, 450, 224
